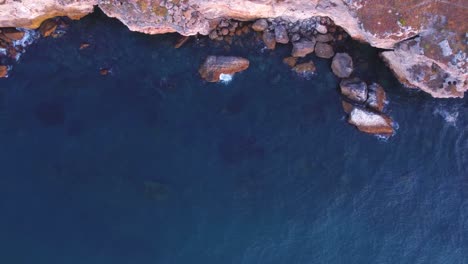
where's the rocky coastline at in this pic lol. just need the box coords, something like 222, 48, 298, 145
0, 0, 466, 135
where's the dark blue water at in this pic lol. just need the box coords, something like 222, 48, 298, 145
1, 13, 467, 264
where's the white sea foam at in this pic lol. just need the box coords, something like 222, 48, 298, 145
12, 28, 40, 61
434, 108, 458, 126
219, 73, 233, 84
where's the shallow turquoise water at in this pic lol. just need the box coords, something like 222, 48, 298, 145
0, 12, 467, 264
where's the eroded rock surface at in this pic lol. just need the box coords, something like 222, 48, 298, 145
0, 0, 466, 97
348, 107, 394, 135
199, 56, 249, 82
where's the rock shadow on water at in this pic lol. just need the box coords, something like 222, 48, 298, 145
222, 92, 248, 115
218, 135, 265, 164
143, 180, 169, 201
34, 101, 65, 126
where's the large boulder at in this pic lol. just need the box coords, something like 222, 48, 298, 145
340, 78, 368, 103
314, 42, 334, 59
366, 83, 387, 112
291, 39, 316, 58
348, 107, 394, 135
331, 53, 353, 78
199, 56, 250, 82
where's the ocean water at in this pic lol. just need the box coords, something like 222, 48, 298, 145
0, 12, 467, 264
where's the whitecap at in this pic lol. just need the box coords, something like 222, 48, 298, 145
433, 107, 458, 126
219, 73, 233, 84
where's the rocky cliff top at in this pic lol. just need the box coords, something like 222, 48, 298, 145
0, 0, 466, 97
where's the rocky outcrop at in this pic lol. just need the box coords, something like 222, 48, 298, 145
339, 78, 394, 136
0, 0, 466, 97
0, 0, 95, 29
199, 56, 249, 82
348, 108, 394, 135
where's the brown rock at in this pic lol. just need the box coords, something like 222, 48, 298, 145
331, 53, 353, 78
0, 65, 8, 78
348, 107, 394, 135
2, 28, 24, 41
39, 19, 57, 37
274, 25, 289, 44
99, 68, 110, 76
252, 19, 268, 32
291, 39, 316, 58
79, 42, 90, 50
283, 56, 298, 67
366, 83, 387, 112
341, 100, 354, 114
292, 61, 316, 76
262, 30, 276, 50
315, 24, 327, 34
315, 33, 333, 43
199, 56, 249, 82
340, 78, 368, 103
314, 42, 334, 59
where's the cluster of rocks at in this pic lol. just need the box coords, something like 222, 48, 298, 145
0, 18, 62, 78
0, 27, 26, 77
331, 52, 394, 136
253, 17, 343, 58
208, 19, 251, 42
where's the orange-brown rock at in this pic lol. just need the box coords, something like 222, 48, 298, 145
348, 107, 394, 135
39, 19, 58, 37
1, 28, 25, 41
262, 30, 276, 50
291, 39, 315, 58
366, 83, 387, 112
199, 56, 249, 82
0, 65, 8, 78
341, 100, 354, 114
283, 57, 298, 68
79, 42, 90, 50
292, 61, 316, 77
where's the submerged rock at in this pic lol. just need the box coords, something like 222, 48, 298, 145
340, 78, 368, 103
199, 56, 249, 82
366, 83, 387, 112
291, 39, 315, 58
331, 53, 353, 78
348, 107, 394, 135
0, 65, 8, 78
283, 56, 298, 67
262, 30, 276, 50
292, 61, 316, 77
314, 42, 334, 59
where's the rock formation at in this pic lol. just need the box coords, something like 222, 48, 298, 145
0, 0, 466, 97
199, 56, 249, 82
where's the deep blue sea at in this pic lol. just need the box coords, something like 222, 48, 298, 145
1, 12, 467, 264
